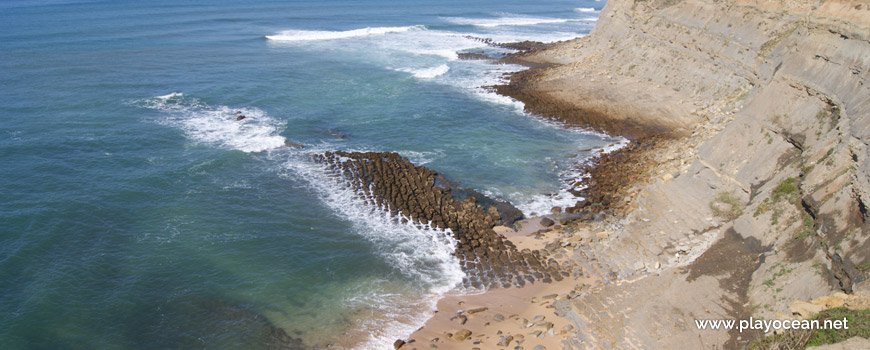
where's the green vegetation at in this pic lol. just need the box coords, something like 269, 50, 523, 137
773, 177, 799, 203
750, 308, 870, 349
709, 192, 744, 220
754, 197, 771, 217
764, 263, 793, 288
753, 178, 801, 226
797, 214, 814, 240
771, 207, 784, 226
819, 148, 835, 166
857, 261, 870, 272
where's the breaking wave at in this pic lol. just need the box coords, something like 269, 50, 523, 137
265, 25, 427, 41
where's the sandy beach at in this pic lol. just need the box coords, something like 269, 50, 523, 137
401, 218, 593, 350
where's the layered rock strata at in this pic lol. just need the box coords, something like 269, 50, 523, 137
312, 151, 567, 289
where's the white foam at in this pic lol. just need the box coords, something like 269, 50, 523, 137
265, 25, 427, 41
512, 136, 630, 215
441, 15, 575, 27
438, 60, 528, 112
279, 154, 465, 349
140, 93, 286, 153
574, 7, 597, 13
396, 64, 450, 79
376, 30, 485, 60
156, 92, 183, 100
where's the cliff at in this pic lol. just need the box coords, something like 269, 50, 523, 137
499, 0, 870, 348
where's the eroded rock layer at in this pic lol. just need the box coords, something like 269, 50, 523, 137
312, 151, 566, 289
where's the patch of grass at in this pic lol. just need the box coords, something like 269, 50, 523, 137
773, 265, 793, 279
773, 177, 799, 203
857, 261, 870, 272
754, 197, 771, 217
771, 207, 784, 226
750, 308, 870, 349
798, 214, 815, 240
710, 192, 745, 220
819, 148, 835, 165
802, 164, 815, 175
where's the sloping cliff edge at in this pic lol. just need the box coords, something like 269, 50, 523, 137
498, 0, 870, 348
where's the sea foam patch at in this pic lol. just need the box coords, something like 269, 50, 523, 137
441, 15, 575, 27
140, 93, 287, 153
395, 64, 450, 79
265, 25, 426, 41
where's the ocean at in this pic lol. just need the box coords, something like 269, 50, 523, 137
0, 0, 611, 348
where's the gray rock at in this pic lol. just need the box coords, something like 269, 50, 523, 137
497, 335, 514, 347
540, 217, 555, 227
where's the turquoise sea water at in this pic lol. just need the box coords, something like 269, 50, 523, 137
0, 0, 611, 348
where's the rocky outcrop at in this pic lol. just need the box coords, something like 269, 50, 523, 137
312, 151, 566, 289
497, 0, 870, 348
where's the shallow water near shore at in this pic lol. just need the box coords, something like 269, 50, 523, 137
1, 0, 609, 348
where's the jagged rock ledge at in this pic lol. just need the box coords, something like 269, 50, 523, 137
312, 151, 569, 289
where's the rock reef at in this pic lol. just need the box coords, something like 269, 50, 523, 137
312, 151, 567, 289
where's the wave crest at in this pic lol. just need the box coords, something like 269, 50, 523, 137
441, 15, 573, 27
266, 25, 427, 41
396, 64, 450, 79
139, 93, 287, 153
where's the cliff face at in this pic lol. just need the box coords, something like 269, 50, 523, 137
503, 0, 870, 348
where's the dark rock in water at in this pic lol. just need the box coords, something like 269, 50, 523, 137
394, 339, 406, 349
284, 140, 305, 149
186, 299, 310, 350
312, 151, 560, 289
497, 40, 552, 52
328, 129, 349, 139
457, 51, 493, 60
236, 115, 246, 121
539, 218, 555, 227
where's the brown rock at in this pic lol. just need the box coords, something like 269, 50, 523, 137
497, 335, 514, 347
539, 217, 555, 227
467, 307, 488, 314
452, 329, 472, 341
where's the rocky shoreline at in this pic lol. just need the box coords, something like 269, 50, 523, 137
312, 151, 568, 290
394, 0, 870, 349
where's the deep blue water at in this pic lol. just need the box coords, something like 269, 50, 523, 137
0, 0, 609, 348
